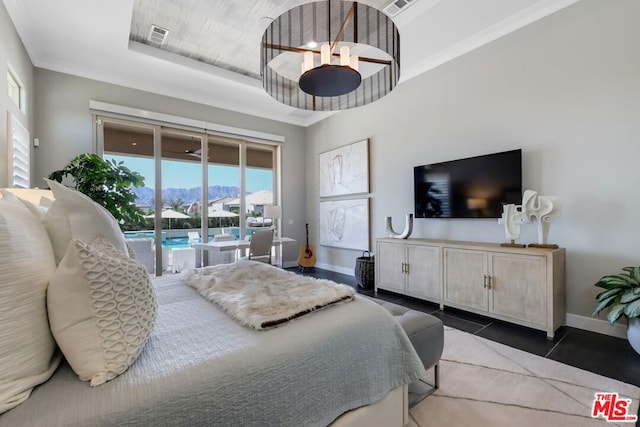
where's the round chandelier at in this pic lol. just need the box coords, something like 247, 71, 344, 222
261, 1, 400, 111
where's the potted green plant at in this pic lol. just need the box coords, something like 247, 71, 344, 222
593, 266, 640, 353
48, 153, 145, 227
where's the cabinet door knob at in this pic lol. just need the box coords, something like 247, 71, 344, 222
486, 275, 492, 289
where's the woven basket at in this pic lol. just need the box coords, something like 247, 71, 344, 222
355, 251, 375, 289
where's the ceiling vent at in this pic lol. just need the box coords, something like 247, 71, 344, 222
383, 0, 416, 17
148, 24, 169, 45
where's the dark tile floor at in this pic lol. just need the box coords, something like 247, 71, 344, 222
289, 267, 640, 388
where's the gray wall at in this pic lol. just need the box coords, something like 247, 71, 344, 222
0, 1, 35, 188
7, 0, 639, 334
33, 69, 306, 263
305, 0, 640, 327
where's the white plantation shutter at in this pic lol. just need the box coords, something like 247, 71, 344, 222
8, 112, 30, 188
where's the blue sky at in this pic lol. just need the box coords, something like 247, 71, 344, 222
106, 155, 273, 193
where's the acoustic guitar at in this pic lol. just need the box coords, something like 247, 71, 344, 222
298, 223, 317, 268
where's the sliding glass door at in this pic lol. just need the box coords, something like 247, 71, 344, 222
100, 117, 162, 274
245, 143, 276, 233
97, 115, 280, 274
160, 129, 204, 269
206, 137, 241, 241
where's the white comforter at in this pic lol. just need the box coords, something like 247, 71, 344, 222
0, 273, 424, 427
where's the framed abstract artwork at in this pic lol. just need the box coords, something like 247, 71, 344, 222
319, 198, 369, 251
319, 139, 369, 198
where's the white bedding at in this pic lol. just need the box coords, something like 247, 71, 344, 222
0, 273, 424, 427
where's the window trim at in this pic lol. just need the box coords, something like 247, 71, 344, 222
7, 68, 25, 112
89, 100, 284, 144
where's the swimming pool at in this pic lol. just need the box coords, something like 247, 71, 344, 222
125, 230, 264, 253
162, 237, 192, 251
124, 234, 192, 252
124, 231, 167, 241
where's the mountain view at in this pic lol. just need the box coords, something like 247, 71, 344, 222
133, 185, 240, 207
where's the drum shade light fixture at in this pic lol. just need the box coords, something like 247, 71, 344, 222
261, 1, 400, 111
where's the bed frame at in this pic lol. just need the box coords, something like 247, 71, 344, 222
332, 385, 408, 427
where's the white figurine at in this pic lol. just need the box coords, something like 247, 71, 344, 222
523, 190, 561, 245
498, 204, 526, 243
498, 190, 561, 247
386, 214, 413, 239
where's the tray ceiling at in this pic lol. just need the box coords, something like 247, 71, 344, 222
3, 0, 581, 126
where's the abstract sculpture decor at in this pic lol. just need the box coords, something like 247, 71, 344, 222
523, 190, 561, 248
498, 190, 561, 248
498, 204, 527, 247
386, 214, 413, 239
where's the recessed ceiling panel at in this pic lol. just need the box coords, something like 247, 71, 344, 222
129, 0, 389, 80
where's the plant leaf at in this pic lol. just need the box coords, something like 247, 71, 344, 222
624, 299, 640, 319
607, 304, 626, 324
593, 294, 620, 315
596, 288, 622, 301
621, 288, 640, 304
595, 274, 638, 289
623, 266, 640, 282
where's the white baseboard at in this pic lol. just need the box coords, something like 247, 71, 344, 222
315, 262, 354, 276
565, 313, 627, 339
282, 261, 354, 276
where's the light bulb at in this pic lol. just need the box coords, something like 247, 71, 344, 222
340, 46, 350, 66
320, 44, 330, 65
350, 55, 359, 72
303, 51, 314, 73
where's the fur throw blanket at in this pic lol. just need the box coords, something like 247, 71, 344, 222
183, 261, 355, 330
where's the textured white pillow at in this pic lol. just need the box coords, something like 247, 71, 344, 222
0, 195, 61, 414
0, 189, 47, 220
43, 179, 128, 264
48, 237, 157, 386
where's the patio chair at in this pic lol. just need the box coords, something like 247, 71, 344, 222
187, 231, 200, 243
241, 229, 274, 264
171, 247, 196, 273
125, 238, 155, 273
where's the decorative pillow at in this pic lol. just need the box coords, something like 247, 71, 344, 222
125, 241, 137, 259
39, 196, 54, 209
0, 188, 54, 204
0, 195, 60, 414
42, 179, 129, 264
48, 237, 157, 386
0, 189, 47, 220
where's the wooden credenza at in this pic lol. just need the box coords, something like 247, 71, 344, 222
375, 238, 565, 340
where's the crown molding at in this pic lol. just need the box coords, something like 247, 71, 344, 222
401, 0, 582, 82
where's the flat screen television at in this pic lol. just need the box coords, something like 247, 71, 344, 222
414, 149, 522, 219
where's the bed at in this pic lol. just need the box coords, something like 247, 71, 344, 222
0, 273, 424, 427
0, 184, 424, 426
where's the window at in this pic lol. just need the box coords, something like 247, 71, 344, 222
98, 114, 281, 275
8, 112, 30, 188
7, 70, 23, 111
